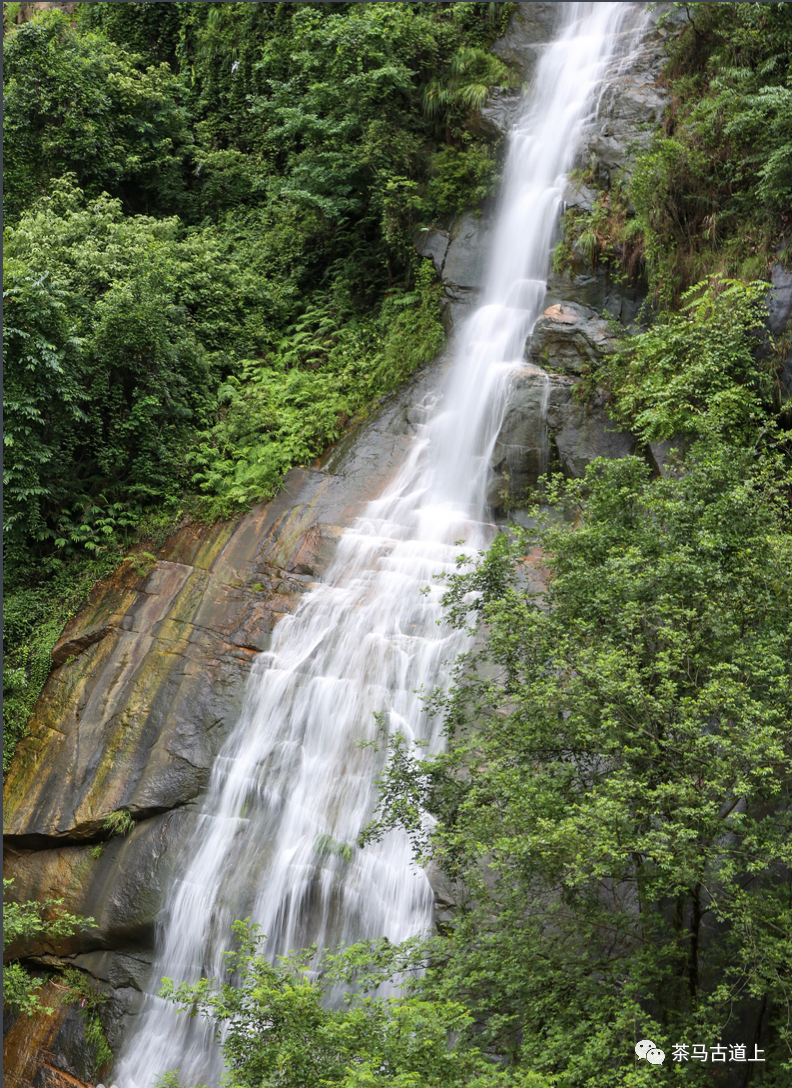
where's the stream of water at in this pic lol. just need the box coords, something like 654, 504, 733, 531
118, 6, 641, 1083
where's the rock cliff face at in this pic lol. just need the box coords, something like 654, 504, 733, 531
416, 3, 672, 512
13, 5, 786, 1084
3, 358, 452, 1082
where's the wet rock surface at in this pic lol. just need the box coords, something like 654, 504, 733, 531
5, 475, 335, 846
2, 359, 456, 1082
545, 264, 647, 326
486, 296, 636, 509
529, 301, 617, 375
4, 7, 674, 1083
575, 5, 671, 187
487, 364, 635, 509
768, 260, 792, 400
491, 2, 560, 83
3, 978, 106, 1088
442, 211, 495, 298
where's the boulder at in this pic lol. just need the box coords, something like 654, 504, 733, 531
413, 227, 449, 275
3, 810, 199, 959
549, 387, 636, 481
529, 301, 617, 376
2, 474, 346, 845
562, 178, 599, 215
488, 366, 635, 509
545, 265, 647, 326
488, 366, 557, 506
647, 438, 690, 478
3, 978, 105, 1088
474, 88, 523, 140
441, 212, 493, 296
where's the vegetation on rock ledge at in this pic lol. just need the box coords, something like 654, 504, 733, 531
4, 3, 791, 1086
3, 1, 515, 766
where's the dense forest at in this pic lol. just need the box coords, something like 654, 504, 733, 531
3, 2, 792, 1087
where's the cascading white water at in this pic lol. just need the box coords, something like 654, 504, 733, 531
118, 6, 641, 1084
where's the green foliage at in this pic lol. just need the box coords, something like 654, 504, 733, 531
123, 551, 158, 578
315, 834, 354, 864
629, 2, 792, 303
3, 879, 95, 1016
3, 553, 119, 772
424, 44, 512, 122
59, 967, 113, 1071
158, 919, 540, 1088
367, 441, 792, 1083
552, 185, 639, 282
102, 810, 135, 838
555, 5, 792, 304
2, 262, 85, 564
4, 1, 506, 589
424, 141, 500, 221
188, 260, 444, 516
154, 1073, 205, 1088
77, 0, 184, 68
4, 0, 486, 773
3, 183, 214, 571
2, 9, 192, 222
604, 277, 775, 441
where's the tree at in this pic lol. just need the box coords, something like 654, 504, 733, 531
2, 8, 192, 222
604, 277, 775, 443
366, 442, 792, 1085
158, 919, 538, 1088
2, 262, 85, 568
4, 181, 214, 570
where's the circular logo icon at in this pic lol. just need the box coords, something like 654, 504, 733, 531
635, 1039, 655, 1059
647, 1047, 666, 1065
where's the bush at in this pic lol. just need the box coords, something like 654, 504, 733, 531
604, 277, 774, 442
2, 9, 192, 222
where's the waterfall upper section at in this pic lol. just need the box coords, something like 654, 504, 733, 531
112, 6, 641, 1085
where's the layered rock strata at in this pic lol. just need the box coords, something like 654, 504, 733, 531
4, 6, 728, 1085
2, 360, 449, 1082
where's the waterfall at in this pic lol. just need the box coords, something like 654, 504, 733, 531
118, 6, 641, 1084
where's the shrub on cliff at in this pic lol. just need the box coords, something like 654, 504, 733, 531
158, 920, 552, 1088
2, 8, 192, 223
630, 1, 792, 302
366, 441, 792, 1082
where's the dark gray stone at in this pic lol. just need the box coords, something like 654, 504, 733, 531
442, 212, 493, 293
425, 862, 460, 933
413, 227, 449, 275
475, 88, 523, 139
647, 438, 690, 478
529, 301, 617, 376
489, 366, 555, 505
44, 1003, 104, 1085
768, 261, 792, 338
491, 2, 560, 82
545, 266, 647, 326
550, 391, 636, 480
767, 261, 792, 399
562, 179, 599, 214
489, 367, 636, 509
5, 810, 200, 961
575, 8, 670, 187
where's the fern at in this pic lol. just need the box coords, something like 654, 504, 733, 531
102, 810, 135, 838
